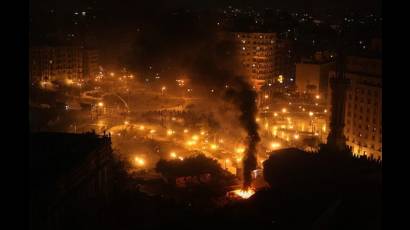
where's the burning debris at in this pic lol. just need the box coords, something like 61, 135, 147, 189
227, 187, 256, 200
233, 188, 255, 199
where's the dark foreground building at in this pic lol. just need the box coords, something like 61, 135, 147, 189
30, 132, 114, 230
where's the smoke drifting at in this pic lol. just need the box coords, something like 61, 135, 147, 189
127, 11, 260, 188
225, 78, 261, 189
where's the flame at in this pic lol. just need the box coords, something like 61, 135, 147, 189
233, 188, 255, 199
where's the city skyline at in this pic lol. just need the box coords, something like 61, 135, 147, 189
29, 1, 382, 229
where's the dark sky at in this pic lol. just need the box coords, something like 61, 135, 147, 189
30, 0, 381, 13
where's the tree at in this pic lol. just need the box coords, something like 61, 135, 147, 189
155, 154, 235, 188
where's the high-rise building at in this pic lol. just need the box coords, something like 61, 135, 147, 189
275, 39, 295, 83
329, 56, 382, 159
296, 59, 335, 99
83, 48, 99, 79
229, 32, 277, 90
30, 46, 84, 83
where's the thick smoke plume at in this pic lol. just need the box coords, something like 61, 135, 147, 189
127, 11, 260, 188
225, 78, 261, 189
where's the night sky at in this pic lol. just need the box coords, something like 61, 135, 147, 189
30, 0, 381, 12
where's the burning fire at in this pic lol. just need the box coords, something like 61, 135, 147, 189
232, 188, 255, 199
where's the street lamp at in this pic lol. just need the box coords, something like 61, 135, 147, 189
225, 159, 230, 169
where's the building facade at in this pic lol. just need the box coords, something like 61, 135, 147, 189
30, 132, 114, 230
329, 56, 382, 159
275, 39, 295, 83
83, 48, 99, 79
229, 32, 277, 90
296, 60, 335, 99
30, 46, 96, 84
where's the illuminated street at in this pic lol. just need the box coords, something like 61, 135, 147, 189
29, 1, 382, 229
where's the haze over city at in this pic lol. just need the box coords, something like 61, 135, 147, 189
29, 0, 382, 229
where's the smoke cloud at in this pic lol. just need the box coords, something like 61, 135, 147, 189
127, 11, 260, 188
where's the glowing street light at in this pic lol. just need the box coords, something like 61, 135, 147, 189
186, 140, 196, 146
309, 111, 314, 117
270, 142, 281, 150
210, 144, 218, 150
170, 152, 177, 159
235, 147, 245, 154
282, 108, 287, 113
166, 129, 174, 136
225, 159, 230, 169
278, 75, 284, 84
315, 95, 320, 99
134, 157, 145, 166
98, 102, 104, 107
161, 86, 166, 95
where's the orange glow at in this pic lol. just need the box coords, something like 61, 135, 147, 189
235, 147, 245, 154
277, 75, 284, 84
186, 140, 197, 146
270, 142, 281, 149
233, 188, 255, 199
65, 79, 74, 85
167, 129, 174, 136
134, 157, 145, 166
210, 144, 218, 150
